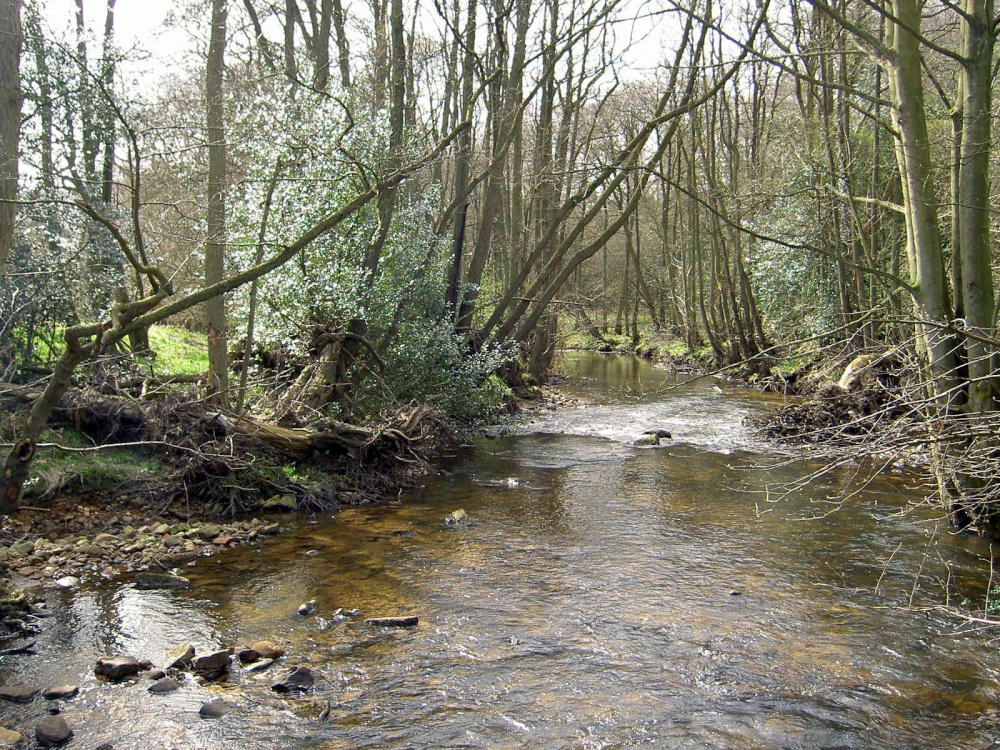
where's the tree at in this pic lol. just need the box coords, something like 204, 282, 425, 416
205, 0, 229, 404
0, 0, 21, 275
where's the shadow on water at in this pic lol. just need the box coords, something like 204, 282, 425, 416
3, 352, 1000, 749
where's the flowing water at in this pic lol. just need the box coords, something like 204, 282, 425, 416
4, 352, 1000, 749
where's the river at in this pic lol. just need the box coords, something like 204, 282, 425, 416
3, 352, 999, 748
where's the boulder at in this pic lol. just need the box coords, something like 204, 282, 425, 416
54, 576, 80, 589
0, 685, 37, 703
191, 649, 231, 674
237, 647, 259, 663
444, 509, 468, 525
95, 656, 143, 680
134, 572, 190, 590
42, 685, 78, 700
251, 640, 285, 659
633, 434, 660, 446
35, 715, 73, 747
148, 678, 181, 694
271, 666, 316, 693
164, 643, 196, 669
297, 600, 317, 616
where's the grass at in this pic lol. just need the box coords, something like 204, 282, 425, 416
142, 325, 209, 376
24, 428, 169, 499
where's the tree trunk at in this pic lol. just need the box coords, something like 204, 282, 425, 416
205, 0, 229, 405
0, 0, 21, 276
957, 0, 996, 411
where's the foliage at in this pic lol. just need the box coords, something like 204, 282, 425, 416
141, 326, 209, 376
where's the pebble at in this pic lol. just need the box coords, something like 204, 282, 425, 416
42, 685, 78, 700
251, 640, 285, 659
199, 699, 231, 718
148, 677, 182, 694
245, 658, 274, 673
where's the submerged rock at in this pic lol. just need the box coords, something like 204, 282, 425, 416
134, 572, 190, 590
271, 666, 316, 693
95, 656, 143, 680
364, 615, 418, 628
35, 715, 73, 746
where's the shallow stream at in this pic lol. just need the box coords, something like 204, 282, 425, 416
3, 352, 1000, 748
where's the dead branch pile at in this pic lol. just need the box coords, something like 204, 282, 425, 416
3, 380, 451, 515
752, 351, 908, 447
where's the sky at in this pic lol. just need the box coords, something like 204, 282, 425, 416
39, 0, 199, 86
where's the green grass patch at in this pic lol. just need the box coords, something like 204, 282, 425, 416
142, 325, 209, 376
24, 429, 169, 499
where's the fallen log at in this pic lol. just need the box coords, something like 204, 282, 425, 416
231, 415, 372, 453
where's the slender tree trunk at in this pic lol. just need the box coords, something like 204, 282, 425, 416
957, 0, 996, 410
0, 0, 21, 276
205, 0, 229, 405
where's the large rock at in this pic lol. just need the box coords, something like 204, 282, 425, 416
251, 640, 285, 659
271, 666, 315, 693
134, 572, 190, 590
95, 656, 143, 680
164, 643, 196, 669
191, 649, 231, 674
35, 715, 73, 747
0, 685, 37, 703
0, 728, 24, 746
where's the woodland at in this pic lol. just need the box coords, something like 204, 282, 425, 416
1, 0, 1000, 535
